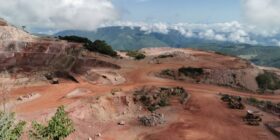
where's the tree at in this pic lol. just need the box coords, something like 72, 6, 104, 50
256, 72, 280, 90
0, 112, 26, 140
88, 40, 117, 57
29, 106, 74, 140
58, 36, 117, 57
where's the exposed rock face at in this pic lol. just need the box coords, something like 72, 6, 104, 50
0, 18, 121, 86
158, 67, 261, 92
202, 68, 261, 91
0, 40, 82, 71
0, 19, 82, 71
0, 18, 120, 72
139, 113, 165, 126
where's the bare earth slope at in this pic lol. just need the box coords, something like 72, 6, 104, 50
0, 20, 280, 140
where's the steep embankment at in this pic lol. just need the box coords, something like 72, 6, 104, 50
0, 19, 120, 86
140, 47, 264, 92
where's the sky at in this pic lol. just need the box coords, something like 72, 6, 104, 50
112, 0, 241, 23
0, 0, 280, 45
0, 0, 276, 30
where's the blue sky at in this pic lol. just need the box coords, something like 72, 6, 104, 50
0, 0, 278, 30
1, 0, 280, 46
0, 0, 280, 45
113, 0, 241, 23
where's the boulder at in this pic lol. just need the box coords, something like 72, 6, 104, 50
118, 121, 125, 125
51, 78, 59, 84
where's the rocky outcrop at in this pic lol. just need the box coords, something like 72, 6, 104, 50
0, 18, 120, 72
0, 18, 121, 86
0, 40, 82, 71
202, 68, 261, 91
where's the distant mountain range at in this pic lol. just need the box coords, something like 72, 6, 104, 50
55, 26, 230, 50
55, 26, 280, 68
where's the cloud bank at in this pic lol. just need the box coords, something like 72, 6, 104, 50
0, 0, 119, 30
242, 0, 280, 29
101, 21, 280, 46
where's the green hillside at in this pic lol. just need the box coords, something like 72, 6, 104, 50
56, 26, 280, 68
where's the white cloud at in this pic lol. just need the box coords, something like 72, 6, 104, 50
272, 39, 280, 46
102, 21, 260, 44
140, 23, 169, 34
242, 0, 280, 29
0, 0, 119, 30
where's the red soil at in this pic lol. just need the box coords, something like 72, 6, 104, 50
7, 48, 280, 140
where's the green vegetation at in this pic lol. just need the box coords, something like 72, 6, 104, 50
160, 69, 175, 78
58, 36, 91, 44
29, 106, 74, 140
126, 51, 146, 60
178, 67, 204, 77
247, 97, 264, 105
59, 36, 117, 57
88, 40, 117, 57
134, 87, 187, 112
0, 112, 26, 140
158, 98, 169, 107
156, 54, 174, 59
56, 28, 280, 68
256, 71, 280, 91
246, 97, 280, 115
220, 94, 244, 110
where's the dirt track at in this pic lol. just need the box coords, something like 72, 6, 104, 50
10, 48, 280, 140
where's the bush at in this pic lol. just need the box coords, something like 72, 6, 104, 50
0, 112, 26, 140
160, 69, 175, 78
156, 54, 174, 59
247, 97, 259, 105
147, 104, 159, 112
158, 98, 169, 107
256, 71, 280, 90
29, 106, 74, 140
58, 36, 91, 44
59, 36, 117, 57
178, 67, 204, 77
87, 40, 117, 57
126, 51, 146, 60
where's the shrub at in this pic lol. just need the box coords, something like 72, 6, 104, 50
247, 97, 259, 105
160, 69, 175, 78
0, 112, 26, 140
29, 106, 74, 140
156, 54, 174, 59
158, 98, 169, 107
126, 51, 146, 60
87, 40, 117, 57
59, 36, 117, 57
147, 104, 159, 112
256, 71, 280, 91
178, 67, 204, 77
58, 36, 91, 44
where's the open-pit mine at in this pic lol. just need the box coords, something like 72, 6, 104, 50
1, 18, 280, 140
